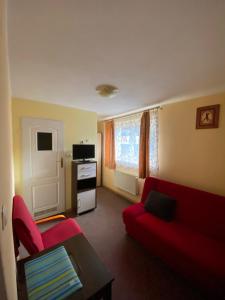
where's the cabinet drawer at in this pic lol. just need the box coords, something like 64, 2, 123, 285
77, 163, 96, 180
77, 189, 96, 214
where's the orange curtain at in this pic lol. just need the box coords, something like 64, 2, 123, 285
104, 120, 116, 169
139, 111, 150, 178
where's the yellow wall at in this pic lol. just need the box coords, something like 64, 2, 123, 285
0, 0, 18, 299
159, 92, 225, 196
12, 98, 97, 209
100, 92, 225, 201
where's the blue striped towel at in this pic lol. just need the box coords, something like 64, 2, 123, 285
24, 246, 83, 300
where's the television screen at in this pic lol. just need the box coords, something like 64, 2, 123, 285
73, 144, 95, 160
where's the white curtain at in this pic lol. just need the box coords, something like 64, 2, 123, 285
149, 109, 159, 175
114, 109, 159, 175
114, 113, 141, 171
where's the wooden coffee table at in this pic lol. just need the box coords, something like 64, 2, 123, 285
17, 234, 114, 300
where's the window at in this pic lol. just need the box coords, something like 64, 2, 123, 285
37, 132, 52, 151
112, 109, 159, 176
114, 113, 141, 171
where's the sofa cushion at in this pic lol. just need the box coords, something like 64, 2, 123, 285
144, 190, 176, 221
135, 213, 225, 279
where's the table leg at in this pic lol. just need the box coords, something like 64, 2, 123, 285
103, 283, 112, 300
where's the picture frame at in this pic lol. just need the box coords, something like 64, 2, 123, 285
196, 104, 220, 129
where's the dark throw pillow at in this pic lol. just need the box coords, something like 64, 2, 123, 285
144, 190, 176, 221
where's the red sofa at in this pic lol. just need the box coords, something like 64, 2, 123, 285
123, 177, 225, 296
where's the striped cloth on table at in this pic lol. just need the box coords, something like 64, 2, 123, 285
25, 246, 83, 300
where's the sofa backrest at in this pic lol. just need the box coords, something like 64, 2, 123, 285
141, 177, 225, 242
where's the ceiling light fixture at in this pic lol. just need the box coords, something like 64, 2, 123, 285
96, 84, 119, 98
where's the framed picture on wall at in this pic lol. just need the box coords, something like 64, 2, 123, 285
196, 104, 220, 129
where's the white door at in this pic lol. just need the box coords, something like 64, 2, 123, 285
22, 118, 65, 219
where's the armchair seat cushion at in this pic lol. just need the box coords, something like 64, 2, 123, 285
41, 218, 82, 249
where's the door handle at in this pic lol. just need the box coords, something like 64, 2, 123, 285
61, 157, 64, 168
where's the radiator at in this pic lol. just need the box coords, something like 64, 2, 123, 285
114, 170, 138, 195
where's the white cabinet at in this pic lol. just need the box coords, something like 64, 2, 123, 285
77, 189, 96, 214
71, 161, 97, 214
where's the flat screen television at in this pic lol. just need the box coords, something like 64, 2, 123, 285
73, 144, 95, 160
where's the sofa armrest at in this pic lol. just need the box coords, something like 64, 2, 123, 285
123, 203, 145, 224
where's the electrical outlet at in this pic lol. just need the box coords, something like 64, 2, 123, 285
1, 205, 7, 230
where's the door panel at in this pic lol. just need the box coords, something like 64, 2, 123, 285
32, 152, 58, 178
32, 183, 59, 210
22, 118, 65, 219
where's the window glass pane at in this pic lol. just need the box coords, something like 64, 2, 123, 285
37, 132, 52, 151
115, 114, 141, 171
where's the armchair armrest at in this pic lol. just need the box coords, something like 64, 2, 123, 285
35, 214, 66, 225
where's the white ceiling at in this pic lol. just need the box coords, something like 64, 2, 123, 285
8, 0, 225, 118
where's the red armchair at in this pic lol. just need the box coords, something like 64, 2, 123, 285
12, 195, 82, 256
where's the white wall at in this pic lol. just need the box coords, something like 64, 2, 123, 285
0, 0, 18, 299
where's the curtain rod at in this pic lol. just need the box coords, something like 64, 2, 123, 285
101, 105, 161, 121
